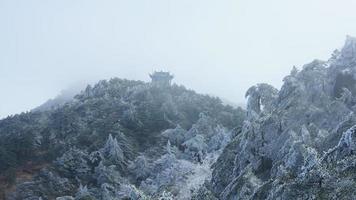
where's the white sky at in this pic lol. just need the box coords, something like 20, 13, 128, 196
1, 0, 356, 118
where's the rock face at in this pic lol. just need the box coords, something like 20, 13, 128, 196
208, 36, 356, 199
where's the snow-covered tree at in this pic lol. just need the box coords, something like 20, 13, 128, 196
245, 83, 278, 118
128, 155, 151, 182
75, 184, 94, 200
101, 134, 125, 167
94, 161, 121, 185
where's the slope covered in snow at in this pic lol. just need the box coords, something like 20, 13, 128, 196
201, 36, 356, 199
0, 77, 244, 199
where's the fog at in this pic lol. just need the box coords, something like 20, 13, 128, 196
1, 0, 356, 118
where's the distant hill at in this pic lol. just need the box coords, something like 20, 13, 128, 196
33, 82, 88, 112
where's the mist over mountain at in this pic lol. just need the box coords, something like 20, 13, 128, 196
0, 74, 244, 199
3, 0, 356, 120
2, 37, 356, 200
33, 82, 88, 113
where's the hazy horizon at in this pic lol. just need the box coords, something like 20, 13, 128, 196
2, 0, 356, 118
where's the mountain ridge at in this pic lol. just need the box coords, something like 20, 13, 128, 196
203, 36, 356, 199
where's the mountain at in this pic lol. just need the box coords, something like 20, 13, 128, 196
0, 76, 245, 199
3, 36, 356, 200
198, 36, 356, 199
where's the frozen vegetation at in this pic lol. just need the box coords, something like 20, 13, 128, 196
2, 37, 356, 199
202, 36, 356, 199
0, 72, 244, 199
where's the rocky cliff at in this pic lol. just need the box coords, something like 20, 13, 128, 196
207, 36, 356, 199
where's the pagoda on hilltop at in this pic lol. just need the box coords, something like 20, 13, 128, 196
149, 71, 174, 87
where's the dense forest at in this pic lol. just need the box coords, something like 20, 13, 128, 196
0, 77, 244, 199
3, 37, 356, 199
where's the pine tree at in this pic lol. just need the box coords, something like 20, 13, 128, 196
101, 134, 125, 166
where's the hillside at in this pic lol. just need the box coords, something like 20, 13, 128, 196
199, 37, 356, 199
0, 76, 245, 199
3, 36, 356, 199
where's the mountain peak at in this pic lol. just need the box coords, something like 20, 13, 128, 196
340, 35, 356, 61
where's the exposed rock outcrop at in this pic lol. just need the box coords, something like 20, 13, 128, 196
208, 36, 356, 199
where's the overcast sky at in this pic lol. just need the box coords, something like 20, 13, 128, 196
1, 0, 356, 118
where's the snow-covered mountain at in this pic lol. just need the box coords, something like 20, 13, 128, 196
3, 36, 356, 199
0, 77, 244, 199
202, 36, 356, 199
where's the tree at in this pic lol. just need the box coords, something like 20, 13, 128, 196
101, 134, 125, 167
0, 146, 17, 172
